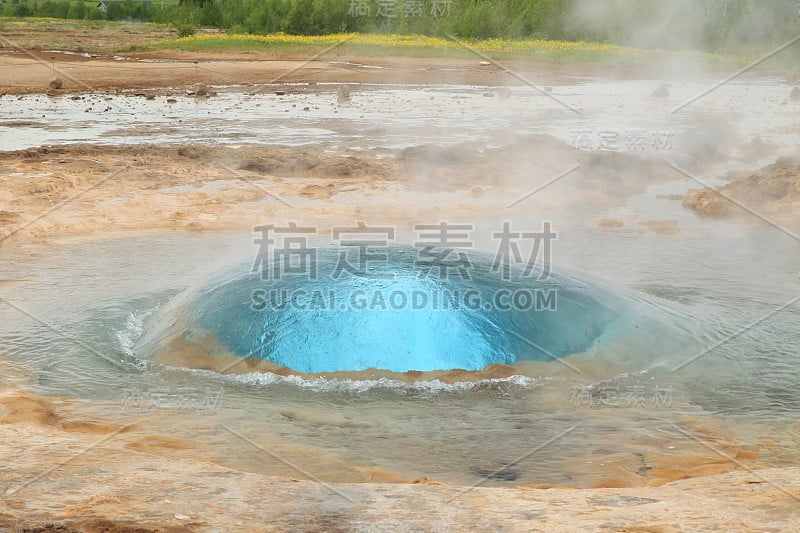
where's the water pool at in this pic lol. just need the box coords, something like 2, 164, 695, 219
2, 221, 798, 487
2, 76, 799, 490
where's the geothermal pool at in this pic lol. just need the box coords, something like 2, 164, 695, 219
1, 77, 799, 487
2, 222, 798, 487
135, 245, 674, 374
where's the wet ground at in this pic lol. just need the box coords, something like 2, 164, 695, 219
1, 48, 800, 531
1, 77, 797, 159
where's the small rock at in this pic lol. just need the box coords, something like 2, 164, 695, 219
275, 90, 285, 96
303, 106, 310, 111
790, 86, 800, 101
166, 98, 177, 104
48, 77, 63, 91
651, 83, 670, 98
194, 83, 209, 97
479, 61, 491, 66
470, 465, 517, 481
187, 83, 208, 96
337, 84, 351, 102
587, 495, 659, 507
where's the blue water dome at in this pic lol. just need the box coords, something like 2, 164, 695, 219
140, 246, 634, 374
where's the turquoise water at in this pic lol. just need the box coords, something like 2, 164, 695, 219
138, 246, 646, 373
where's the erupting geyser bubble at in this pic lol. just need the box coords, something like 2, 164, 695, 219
136, 246, 666, 374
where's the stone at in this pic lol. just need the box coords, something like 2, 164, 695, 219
187, 83, 208, 96
337, 84, 351, 102
470, 464, 518, 481
651, 83, 669, 98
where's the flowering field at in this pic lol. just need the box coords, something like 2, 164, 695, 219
146, 32, 741, 65
165, 32, 621, 53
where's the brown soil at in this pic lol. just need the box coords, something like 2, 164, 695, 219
598, 218, 624, 228
0, 51, 594, 96
0, 138, 683, 245
0, 21, 744, 97
0, 143, 395, 243
640, 220, 681, 235
0, 20, 179, 52
1, 391, 797, 532
683, 156, 800, 221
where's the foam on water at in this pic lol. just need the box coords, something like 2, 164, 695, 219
116, 306, 158, 357
184, 368, 550, 393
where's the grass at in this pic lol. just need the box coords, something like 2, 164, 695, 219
136, 32, 748, 67
0, 16, 171, 34
0, 17, 772, 70
0, 17, 176, 51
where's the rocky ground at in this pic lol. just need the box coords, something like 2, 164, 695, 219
0, 136, 695, 245
0, 378, 798, 532
2, 139, 799, 530
683, 157, 800, 223
3, 24, 800, 533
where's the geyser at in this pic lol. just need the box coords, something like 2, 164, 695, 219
138, 246, 636, 373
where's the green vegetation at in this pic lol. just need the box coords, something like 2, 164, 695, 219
132, 31, 747, 71
0, 0, 798, 56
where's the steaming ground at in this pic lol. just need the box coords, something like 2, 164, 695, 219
0, 138, 698, 243
1, 136, 797, 245
1, 47, 800, 531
